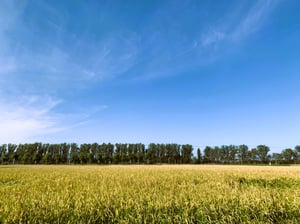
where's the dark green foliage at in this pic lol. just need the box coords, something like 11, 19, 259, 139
257, 145, 270, 163
196, 148, 202, 164
0, 142, 300, 164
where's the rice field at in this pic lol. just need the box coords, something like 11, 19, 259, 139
0, 165, 300, 223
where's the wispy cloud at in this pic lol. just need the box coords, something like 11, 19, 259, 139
0, 95, 63, 143
200, 30, 226, 47
0, 1, 116, 143
80, 31, 140, 81
0, 1, 140, 94
231, 0, 274, 41
0, 0, 25, 75
200, 0, 276, 47
0, 0, 278, 86
0, 94, 109, 143
17, 30, 140, 83
134, 0, 278, 81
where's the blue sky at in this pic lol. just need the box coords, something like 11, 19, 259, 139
1, 0, 300, 152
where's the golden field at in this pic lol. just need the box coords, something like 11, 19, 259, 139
0, 165, 300, 223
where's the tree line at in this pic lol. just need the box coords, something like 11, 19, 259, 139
0, 143, 299, 165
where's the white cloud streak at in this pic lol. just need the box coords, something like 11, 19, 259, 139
200, 0, 276, 47
81, 32, 140, 81
231, 0, 274, 41
0, 94, 109, 143
0, 95, 63, 143
200, 30, 226, 47
0, 0, 277, 85
0, 0, 25, 75
0, 1, 140, 92
136, 0, 278, 81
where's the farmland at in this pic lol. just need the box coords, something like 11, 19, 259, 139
0, 165, 300, 223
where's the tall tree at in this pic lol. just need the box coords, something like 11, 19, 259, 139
197, 148, 202, 164
136, 143, 145, 164
295, 145, 300, 163
0, 144, 8, 164
114, 144, 121, 164
146, 143, 157, 164
282, 148, 297, 164
248, 148, 258, 164
237, 144, 249, 164
271, 153, 283, 164
204, 146, 214, 163
7, 144, 17, 164
70, 143, 79, 164
32, 143, 43, 164
181, 144, 193, 163
60, 143, 70, 164
256, 145, 270, 164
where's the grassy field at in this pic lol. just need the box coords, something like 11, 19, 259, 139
0, 165, 300, 223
